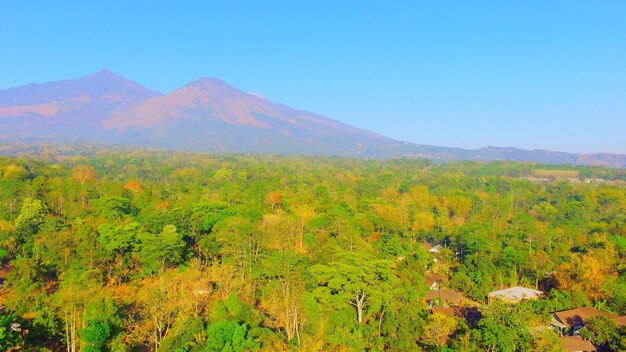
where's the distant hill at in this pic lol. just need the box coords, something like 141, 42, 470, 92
1, 70, 624, 167
101, 76, 398, 156
0, 70, 158, 138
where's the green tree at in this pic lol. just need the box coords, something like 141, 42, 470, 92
14, 198, 47, 235
472, 301, 533, 352
310, 250, 399, 334
206, 294, 264, 351
81, 321, 111, 352
0, 314, 24, 351
93, 197, 134, 220
137, 224, 185, 274
579, 315, 622, 351
206, 320, 259, 352
97, 222, 141, 279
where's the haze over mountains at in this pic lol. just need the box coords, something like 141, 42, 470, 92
1, 70, 624, 167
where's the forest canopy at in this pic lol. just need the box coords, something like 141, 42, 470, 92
0, 150, 624, 351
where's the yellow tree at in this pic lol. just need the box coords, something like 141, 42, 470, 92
261, 212, 298, 253
292, 204, 316, 253
411, 211, 435, 243
421, 312, 458, 348
265, 191, 283, 211
372, 204, 403, 233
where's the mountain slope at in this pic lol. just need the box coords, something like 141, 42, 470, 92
102, 77, 396, 156
0, 70, 624, 167
0, 70, 159, 138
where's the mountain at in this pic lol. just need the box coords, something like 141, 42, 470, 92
100, 77, 402, 156
474, 147, 626, 168
0, 70, 159, 138
1, 70, 625, 167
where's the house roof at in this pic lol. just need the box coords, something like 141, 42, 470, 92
424, 273, 444, 287
425, 289, 480, 307
552, 307, 617, 329
425, 289, 465, 303
560, 336, 597, 352
421, 242, 432, 251
612, 315, 626, 327
429, 244, 443, 253
487, 286, 542, 301
550, 316, 567, 329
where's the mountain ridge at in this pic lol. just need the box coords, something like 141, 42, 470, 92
0, 70, 624, 167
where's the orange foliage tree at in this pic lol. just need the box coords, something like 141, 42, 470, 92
71, 164, 96, 186
265, 191, 283, 211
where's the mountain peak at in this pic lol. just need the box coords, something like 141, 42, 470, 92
192, 77, 237, 90
197, 76, 226, 83
94, 68, 115, 75
86, 69, 136, 83
181, 77, 254, 101
0, 70, 159, 117
76, 70, 160, 97
86, 69, 119, 79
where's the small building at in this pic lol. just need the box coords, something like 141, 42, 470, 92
612, 315, 626, 327
421, 242, 443, 263
560, 336, 597, 352
425, 289, 479, 308
487, 286, 542, 304
424, 273, 444, 290
422, 242, 443, 253
429, 244, 443, 254
551, 307, 617, 336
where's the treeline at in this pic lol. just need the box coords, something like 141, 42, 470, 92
0, 151, 624, 351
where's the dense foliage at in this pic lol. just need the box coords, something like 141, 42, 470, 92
0, 151, 624, 351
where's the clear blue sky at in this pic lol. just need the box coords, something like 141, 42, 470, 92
1, 1, 625, 153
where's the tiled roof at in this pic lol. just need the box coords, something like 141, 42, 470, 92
560, 336, 596, 352
425, 289, 465, 303
612, 315, 626, 326
425, 289, 480, 307
424, 273, 444, 287
553, 307, 616, 329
